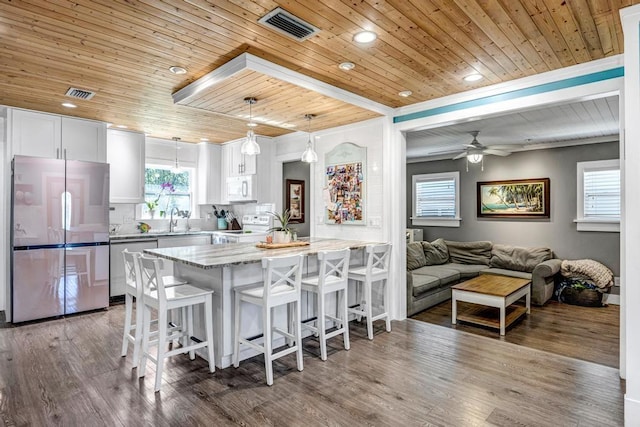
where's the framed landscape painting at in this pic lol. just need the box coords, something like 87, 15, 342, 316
477, 178, 550, 219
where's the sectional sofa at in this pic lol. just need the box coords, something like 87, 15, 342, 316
407, 239, 562, 317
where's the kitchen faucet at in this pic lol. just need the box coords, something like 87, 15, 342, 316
169, 207, 180, 232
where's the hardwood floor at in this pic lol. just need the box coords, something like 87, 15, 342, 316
412, 299, 620, 368
0, 305, 623, 426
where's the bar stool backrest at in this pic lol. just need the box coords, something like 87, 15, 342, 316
365, 243, 392, 276
122, 249, 142, 299
138, 255, 166, 305
261, 254, 304, 303
317, 248, 351, 290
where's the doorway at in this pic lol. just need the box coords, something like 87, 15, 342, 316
282, 160, 310, 237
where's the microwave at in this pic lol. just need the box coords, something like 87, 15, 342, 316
226, 175, 257, 202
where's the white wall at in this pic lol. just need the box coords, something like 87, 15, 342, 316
310, 118, 386, 242
0, 114, 6, 311
621, 4, 640, 423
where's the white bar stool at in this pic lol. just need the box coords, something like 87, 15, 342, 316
233, 254, 305, 386
137, 255, 215, 392
301, 248, 351, 361
348, 243, 392, 340
120, 250, 186, 368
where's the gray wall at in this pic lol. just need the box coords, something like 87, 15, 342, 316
406, 142, 620, 275
283, 160, 311, 237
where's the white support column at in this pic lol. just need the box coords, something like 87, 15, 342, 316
621, 4, 640, 423
385, 116, 407, 320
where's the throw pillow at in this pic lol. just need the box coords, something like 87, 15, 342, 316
490, 244, 552, 273
406, 242, 427, 270
422, 238, 449, 265
445, 240, 492, 265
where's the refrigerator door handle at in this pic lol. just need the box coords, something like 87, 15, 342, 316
56, 148, 60, 159
63, 148, 67, 159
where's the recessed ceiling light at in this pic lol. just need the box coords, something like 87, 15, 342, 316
353, 31, 377, 44
398, 90, 412, 98
169, 66, 188, 75
200, 137, 209, 142
61, 102, 77, 108
464, 73, 483, 82
116, 125, 128, 129
339, 62, 355, 71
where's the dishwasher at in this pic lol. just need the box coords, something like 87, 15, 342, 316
109, 238, 158, 298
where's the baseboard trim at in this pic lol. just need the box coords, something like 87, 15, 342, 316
604, 293, 620, 305
625, 395, 640, 424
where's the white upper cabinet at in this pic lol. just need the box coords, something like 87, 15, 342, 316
196, 142, 222, 205
10, 109, 61, 158
10, 109, 106, 162
226, 140, 257, 176
61, 117, 107, 162
107, 129, 145, 203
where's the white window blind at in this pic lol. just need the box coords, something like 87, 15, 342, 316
415, 177, 456, 218
584, 168, 620, 218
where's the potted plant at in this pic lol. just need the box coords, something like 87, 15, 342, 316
268, 209, 295, 243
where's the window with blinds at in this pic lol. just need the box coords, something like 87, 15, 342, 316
584, 168, 620, 218
412, 172, 460, 227
576, 159, 620, 232
415, 178, 456, 217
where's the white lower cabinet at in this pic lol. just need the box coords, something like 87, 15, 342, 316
157, 235, 211, 248
110, 234, 212, 297
109, 239, 158, 298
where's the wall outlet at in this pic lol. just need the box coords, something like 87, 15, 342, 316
614, 276, 620, 286
368, 216, 382, 227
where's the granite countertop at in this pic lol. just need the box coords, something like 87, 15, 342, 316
109, 230, 216, 241
144, 237, 378, 269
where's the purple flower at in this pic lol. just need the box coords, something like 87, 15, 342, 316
160, 182, 175, 192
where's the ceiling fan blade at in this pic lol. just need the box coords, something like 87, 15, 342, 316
483, 149, 511, 157
452, 152, 468, 160
486, 144, 524, 150
427, 148, 464, 155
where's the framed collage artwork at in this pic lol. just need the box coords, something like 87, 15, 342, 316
324, 142, 366, 225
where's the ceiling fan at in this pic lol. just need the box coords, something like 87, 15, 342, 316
451, 131, 512, 162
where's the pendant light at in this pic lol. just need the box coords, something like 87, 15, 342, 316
240, 97, 261, 155
171, 137, 181, 173
301, 114, 318, 163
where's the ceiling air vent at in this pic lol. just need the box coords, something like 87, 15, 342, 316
258, 8, 320, 41
65, 87, 96, 100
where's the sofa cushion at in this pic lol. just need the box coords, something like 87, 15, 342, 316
422, 238, 449, 265
490, 244, 552, 273
480, 268, 533, 280
411, 274, 441, 297
406, 242, 427, 270
412, 265, 461, 283
444, 263, 488, 278
444, 240, 492, 265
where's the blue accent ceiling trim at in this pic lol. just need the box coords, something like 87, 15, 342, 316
394, 67, 624, 124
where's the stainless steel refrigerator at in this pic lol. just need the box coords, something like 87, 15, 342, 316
11, 155, 110, 323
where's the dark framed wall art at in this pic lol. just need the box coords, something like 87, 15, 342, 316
286, 179, 305, 223
477, 178, 550, 219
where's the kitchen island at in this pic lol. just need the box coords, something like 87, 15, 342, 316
145, 238, 377, 368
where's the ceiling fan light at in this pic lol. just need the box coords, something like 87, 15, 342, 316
467, 153, 483, 163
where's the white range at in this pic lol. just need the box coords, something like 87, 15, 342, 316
211, 214, 272, 243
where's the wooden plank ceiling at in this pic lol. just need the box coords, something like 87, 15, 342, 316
0, 0, 636, 144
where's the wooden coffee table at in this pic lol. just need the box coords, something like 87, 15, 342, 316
451, 275, 531, 335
